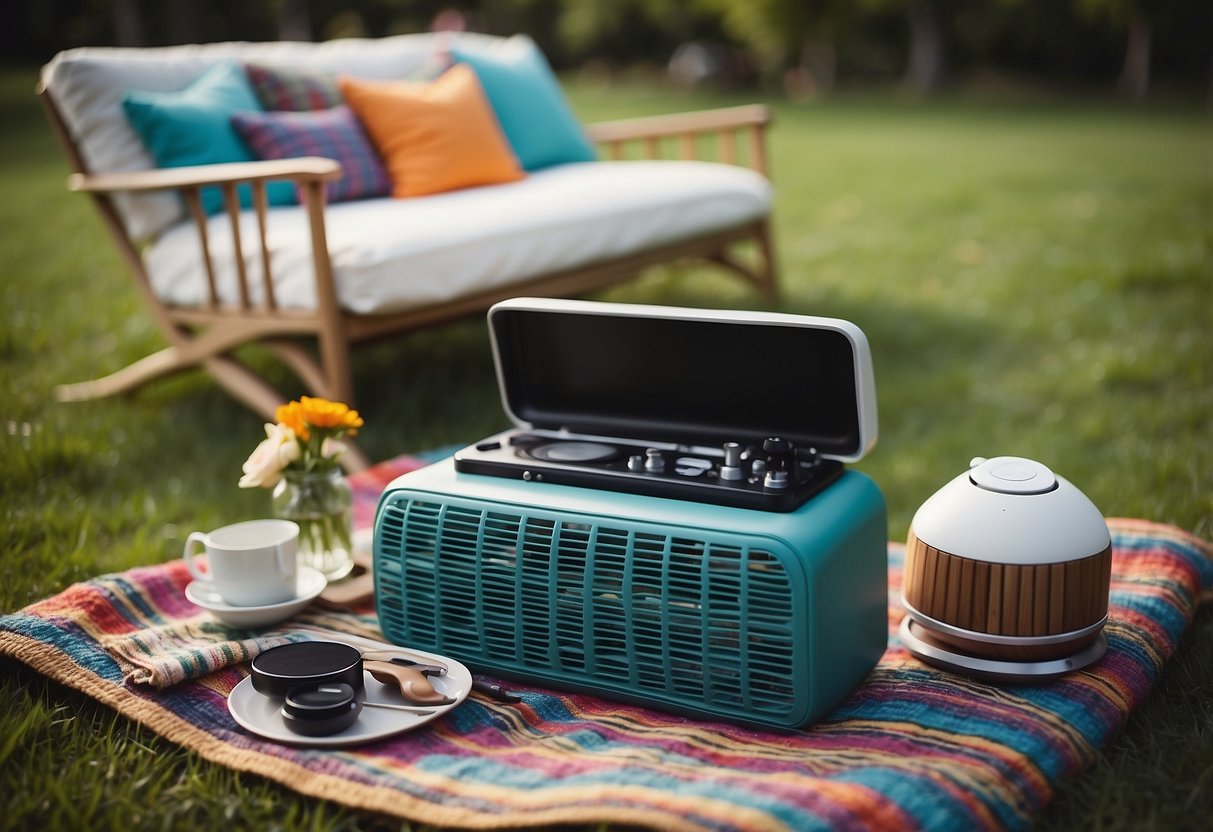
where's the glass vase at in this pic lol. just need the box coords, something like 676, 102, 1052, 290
272, 467, 354, 582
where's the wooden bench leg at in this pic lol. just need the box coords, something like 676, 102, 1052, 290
56, 345, 192, 403
55, 335, 289, 424
202, 355, 290, 423
706, 221, 780, 299
754, 219, 779, 299
264, 340, 337, 400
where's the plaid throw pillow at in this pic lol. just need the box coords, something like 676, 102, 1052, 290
245, 63, 342, 111
230, 105, 391, 203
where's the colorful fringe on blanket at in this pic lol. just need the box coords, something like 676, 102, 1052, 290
1, 454, 1210, 832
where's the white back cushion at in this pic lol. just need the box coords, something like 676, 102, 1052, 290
40, 33, 502, 241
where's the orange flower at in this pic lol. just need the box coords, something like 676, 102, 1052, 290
298, 396, 363, 435
274, 400, 309, 440
274, 397, 363, 441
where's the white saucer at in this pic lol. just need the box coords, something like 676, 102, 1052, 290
186, 567, 327, 628
227, 654, 471, 747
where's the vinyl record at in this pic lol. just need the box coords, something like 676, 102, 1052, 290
528, 441, 620, 463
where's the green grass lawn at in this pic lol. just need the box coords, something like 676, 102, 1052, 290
1, 65, 1210, 830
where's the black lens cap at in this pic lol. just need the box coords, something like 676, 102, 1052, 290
281, 682, 362, 736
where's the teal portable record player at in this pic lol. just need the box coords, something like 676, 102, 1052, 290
373, 298, 887, 729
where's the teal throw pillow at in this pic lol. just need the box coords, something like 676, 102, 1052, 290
122, 61, 295, 215
450, 35, 596, 171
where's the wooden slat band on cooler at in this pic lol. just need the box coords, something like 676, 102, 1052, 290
904, 530, 1112, 637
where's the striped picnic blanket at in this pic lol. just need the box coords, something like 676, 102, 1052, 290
1, 453, 1210, 831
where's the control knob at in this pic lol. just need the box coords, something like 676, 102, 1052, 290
644, 449, 665, 473
719, 442, 744, 481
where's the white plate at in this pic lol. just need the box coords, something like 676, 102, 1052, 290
227, 652, 471, 747
186, 566, 327, 628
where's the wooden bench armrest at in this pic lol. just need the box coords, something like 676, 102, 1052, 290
585, 105, 772, 176
65, 156, 346, 346
584, 104, 771, 142
67, 157, 343, 194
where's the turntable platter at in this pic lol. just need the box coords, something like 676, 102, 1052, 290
528, 441, 620, 463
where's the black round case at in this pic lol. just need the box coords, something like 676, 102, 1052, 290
250, 641, 363, 697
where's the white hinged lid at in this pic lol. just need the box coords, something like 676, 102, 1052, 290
486, 298, 878, 462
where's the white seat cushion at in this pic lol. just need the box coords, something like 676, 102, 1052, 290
144, 160, 772, 316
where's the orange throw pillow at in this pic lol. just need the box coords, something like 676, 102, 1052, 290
339, 66, 523, 198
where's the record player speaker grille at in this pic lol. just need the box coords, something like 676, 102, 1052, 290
375, 498, 803, 720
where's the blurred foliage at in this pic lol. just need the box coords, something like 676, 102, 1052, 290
3, 0, 1210, 97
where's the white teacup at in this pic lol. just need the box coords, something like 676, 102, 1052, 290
184, 519, 299, 607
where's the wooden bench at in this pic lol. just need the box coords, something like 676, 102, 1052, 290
40, 34, 777, 468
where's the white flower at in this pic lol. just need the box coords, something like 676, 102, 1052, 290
238, 423, 301, 488
320, 437, 348, 460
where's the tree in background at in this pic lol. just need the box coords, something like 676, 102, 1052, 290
1075, 0, 1151, 100
902, 0, 947, 92
277, 0, 313, 42
694, 0, 851, 97
846, 0, 951, 94
558, 0, 686, 53
111, 0, 145, 46
696, 0, 962, 97
549, 0, 718, 72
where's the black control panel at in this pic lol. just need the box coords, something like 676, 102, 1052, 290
453, 432, 843, 512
